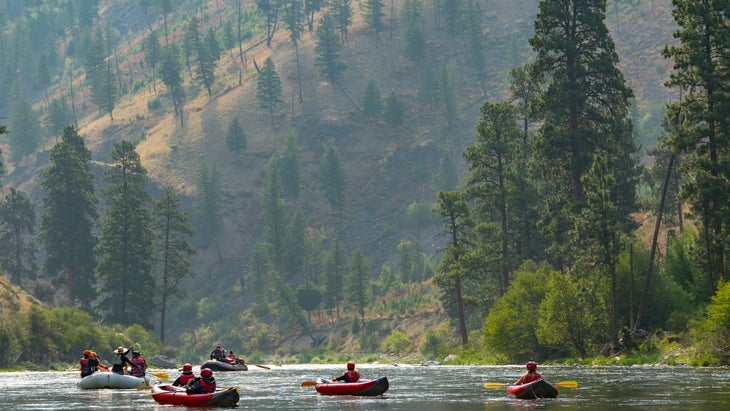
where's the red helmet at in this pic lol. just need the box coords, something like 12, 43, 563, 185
526, 361, 537, 371
182, 363, 192, 372
201, 368, 213, 378
347, 362, 355, 370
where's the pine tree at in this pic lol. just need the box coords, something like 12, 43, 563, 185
40, 125, 98, 307
315, 11, 346, 82
143, 31, 161, 91
225, 118, 247, 152
345, 248, 371, 327
319, 145, 346, 214
0, 188, 37, 287
363, 0, 385, 46
193, 163, 224, 244
282, 0, 305, 103
152, 187, 196, 343
96, 140, 155, 327
159, 43, 185, 126
529, 0, 637, 268
383, 91, 404, 127
662, 0, 730, 293
324, 238, 346, 318
362, 79, 383, 117
279, 130, 301, 199
188, 17, 216, 97
261, 156, 287, 266
256, 57, 283, 128
9, 96, 42, 163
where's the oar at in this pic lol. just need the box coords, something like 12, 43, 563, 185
253, 364, 270, 370
483, 381, 579, 389
153, 372, 169, 380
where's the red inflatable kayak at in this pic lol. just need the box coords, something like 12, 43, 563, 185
314, 377, 389, 396
149, 384, 240, 406
507, 379, 558, 399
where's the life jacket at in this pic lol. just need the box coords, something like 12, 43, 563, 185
80, 357, 89, 375
521, 373, 542, 384
175, 373, 195, 386
129, 355, 146, 377
345, 370, 360, 383
199, 377, 216, 393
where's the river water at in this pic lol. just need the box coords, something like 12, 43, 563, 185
1, 364, 728, 410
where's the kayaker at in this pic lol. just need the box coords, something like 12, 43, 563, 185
333, 361, 360, 382
111, 346, 134, 375
172, 363, 196, 387
226, 351, 245, 365
128, 350, 148, 377
186, 368, 216, 394
210, 345, 225, 361
514, 361, 542, 385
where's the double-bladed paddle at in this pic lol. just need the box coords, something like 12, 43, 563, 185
483, 381, 578, 389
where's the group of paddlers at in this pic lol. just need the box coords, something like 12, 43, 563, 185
79, 346, 148, 378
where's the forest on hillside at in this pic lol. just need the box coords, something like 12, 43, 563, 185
0, 0, 729, 368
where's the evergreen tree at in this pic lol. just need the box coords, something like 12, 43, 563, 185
279, 130, 301, 199
333, 0, 354, 42
283, 207, 306, 278
225, 118, 247, 152
9, 96, 42, 164
315, 11, 346, 82
159, 43, 185, 126
324, 238, 346, 318
188, 17, 216, 97
256, 57, 283, 128
363, 0, 385, 46
193, 163, 224, 244
304, 0, 324, 31
40, 125, 98, 307
464, 0, 485, 81
261, 156, 287, 267
383, 91, 404, 127
45, 96, 75, 139
463, 101, 522, 296
404, 25, 425, 63
143, 31, 161, 91
362, 79, 383, 117
257, 0, 281, 47
529, 0, 638, 269
205, 27, 222, 63
662, 0, 730, 293
346, 248, 371, 327
96, 140, 155, 327
0, 188, 36, 287
282, 0, 305, 103
433, 190, 471, 346
319, 145, 346, 214
152, 187, 196, 343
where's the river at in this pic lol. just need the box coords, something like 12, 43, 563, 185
1, 364, 728, 410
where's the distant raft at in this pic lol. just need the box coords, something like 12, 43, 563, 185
200, 360, 248, 371
149, 384, 240, 407
314, 377, 389, 396
78, 372, 152, 389
506, 379, 559, 399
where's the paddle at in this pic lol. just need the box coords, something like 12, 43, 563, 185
253, 364, 270, 370
483, 381, 579, 389
301, 380, 326, 387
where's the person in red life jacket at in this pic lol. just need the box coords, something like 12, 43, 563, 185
80, 350, 93, 377
226, 351, 246, 365
111, 346, 134, 375
514, 361, 542, 385
186, 368, 216, 394
172, 363, 196, 387
333, 362, 360, 383
128, 350, 148, 377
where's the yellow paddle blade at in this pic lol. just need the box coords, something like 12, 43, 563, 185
152, 372, 169, 380
483, 383, 507, 389
556, 381, 578, 388
301, 381, 318, 387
